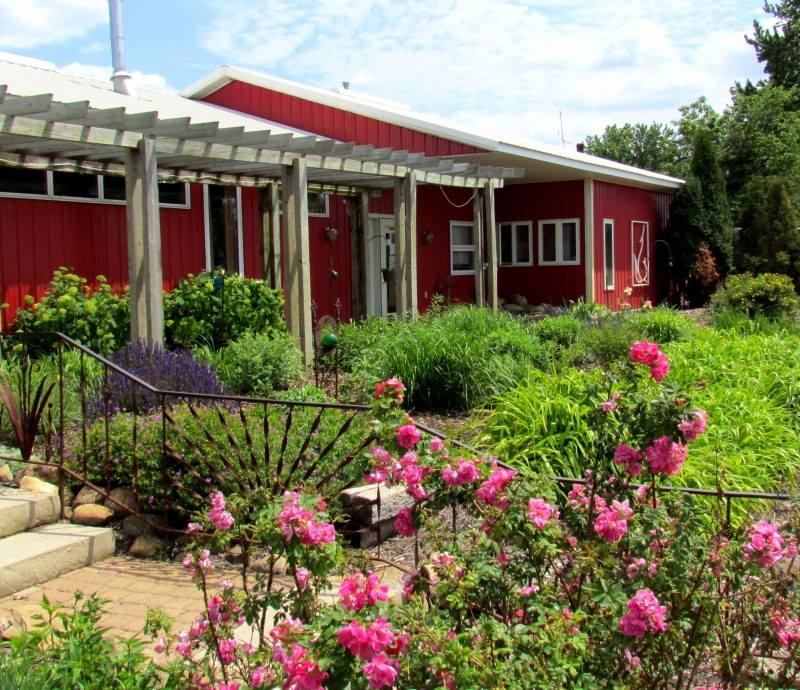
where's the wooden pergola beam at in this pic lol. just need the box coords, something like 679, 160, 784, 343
484, 183, 499, 309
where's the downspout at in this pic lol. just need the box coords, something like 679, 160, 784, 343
108, 0, 136, 96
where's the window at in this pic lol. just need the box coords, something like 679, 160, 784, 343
0, 167, 47, 195
450, 221, 476, 275
499, 221, 533, 266
603, 219, 615, 291
0, 168, 190, 208
631, 220, 650, 286
205, 185, 243, 274
538, 218, 580, 266
307, 192, 329, 217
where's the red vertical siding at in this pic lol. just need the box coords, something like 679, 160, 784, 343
493, 181, 586, 306
203, 82, 484, 157
0, 185, 207, 326
592, 181, 673, 309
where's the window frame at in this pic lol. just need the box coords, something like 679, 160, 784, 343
603, 219, 615, 291
0, 169, 191, 209
631, 220, 650, 287
498, 220, 533, 267
537, 218, 581, 266
203, 185, 245, 275
450, 220, 476, 276
307, 191, 330, 218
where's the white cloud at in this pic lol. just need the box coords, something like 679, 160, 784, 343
197, 0, 769, 144
0, 0, 107, 49
60, 61, 174, 93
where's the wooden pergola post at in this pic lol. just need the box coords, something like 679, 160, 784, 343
125, 137, 164, 345
473, 188, 485, 307
259, 181, 282, 289
394, 173, 418, 316
282, 159, 313, 366
349, 190, 370, 320
484, 183, 499, 310
584, 178, 596, 303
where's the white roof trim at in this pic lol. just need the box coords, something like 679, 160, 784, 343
182, 66, 683, 191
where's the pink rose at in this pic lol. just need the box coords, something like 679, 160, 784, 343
395, 507, 416, 537
397, 424, 421, 449
527, 498, 558, 529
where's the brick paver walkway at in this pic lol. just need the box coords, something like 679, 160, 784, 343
0, 556, 252, 641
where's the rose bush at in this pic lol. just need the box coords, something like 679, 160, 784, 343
157, 341, 799, 689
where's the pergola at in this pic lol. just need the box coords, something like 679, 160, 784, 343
0, 62, 521, 363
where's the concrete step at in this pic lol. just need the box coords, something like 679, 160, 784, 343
0, 486, 60, 539
0, 523, 114, 598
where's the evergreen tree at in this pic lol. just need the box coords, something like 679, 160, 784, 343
736, 176, 771, 273
665, 129, 733, 304
746, 0, 800, 90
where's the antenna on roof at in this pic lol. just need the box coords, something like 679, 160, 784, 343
558, 109, 569, 148
341, 81, 350, 90
108, 0, 136, 96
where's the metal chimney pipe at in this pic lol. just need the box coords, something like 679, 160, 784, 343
108, 0, 136, 96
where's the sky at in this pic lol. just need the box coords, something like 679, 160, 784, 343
0, 0, 772, 146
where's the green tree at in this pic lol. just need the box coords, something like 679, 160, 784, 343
583, 122, 681, 176
721, 83, 800, 217
665, 129, 733, 304
746, 0, 800, 90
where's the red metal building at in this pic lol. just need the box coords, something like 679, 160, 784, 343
0, 56, 681, 328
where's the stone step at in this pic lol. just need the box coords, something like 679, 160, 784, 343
0, 487, 60, 539
0, 523, 114, 598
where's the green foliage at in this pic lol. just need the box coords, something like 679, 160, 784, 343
746, 0, 800, 90
624, 306, 698, 343
711, 272, 799, 318
0, 593, 184, 689
210, 331, 304, 397
533, 315, 582, 348
13, 268, 129, 355
338, 307, 556, 411
583, 122, 681, 176
163, 269, 285, 350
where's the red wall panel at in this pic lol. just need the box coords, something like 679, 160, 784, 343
0, 184, 207, 326
494, 181, 586, 306
592, 181, 672, 309
203, 81, 484, 157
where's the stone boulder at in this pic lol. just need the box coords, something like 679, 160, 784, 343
72, 503, 114, 526
0, 464, 13, 483
128, 534, 166, 559
121, 513, 169, 538
19, 476, 58, 495
501, 303, 524, 314
510, 293, 528, 307
104, 487, 139, 518
73, 485, 105, 508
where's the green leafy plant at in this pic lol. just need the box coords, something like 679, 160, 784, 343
211, 331, 304, 397
711, 272, 799, 318
164, 269, 285, 349
0, 362, 55, 460
14, 268, 129, 355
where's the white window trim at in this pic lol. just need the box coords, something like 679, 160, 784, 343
537, 218, 581, 266
203, 185, 245, 274
631, 220, 650, 287
0, 170, 190, 209
450, 220, 476, 276
498, 220, 533, 267
603, 218, 615, 291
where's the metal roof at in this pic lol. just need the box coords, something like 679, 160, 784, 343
184, 65, 683, 191
0, 56, 520, 190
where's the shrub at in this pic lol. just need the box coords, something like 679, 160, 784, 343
339, 306, 556, 410
577, 317, 639, 364
625, 306, 697, 343
93, 340, 225, 415
212, 332, 303, 397
534, 314, 582, 348
164, 269, 284, 349
14, 268, 129, 355
711, 272, 799, 319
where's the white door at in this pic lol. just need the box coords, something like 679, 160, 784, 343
366, 215, 396, 316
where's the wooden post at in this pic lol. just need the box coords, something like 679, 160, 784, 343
484, 183, 499, 310
404, 174, 418, 315
583, 178, 595, 303
473, 188, 485, 307
393, 177, 408, 315
282, 160, 313, 366
349, 191, 369, 320
125, 137, 163, 345
259, 181, 282, 289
